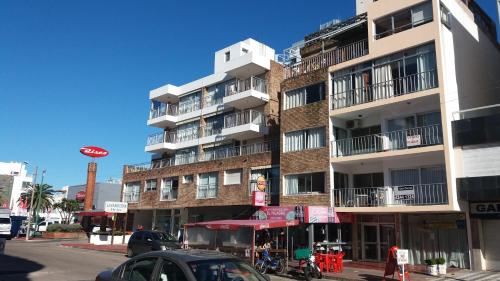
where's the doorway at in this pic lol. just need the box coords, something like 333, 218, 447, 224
361, 223, 396, 261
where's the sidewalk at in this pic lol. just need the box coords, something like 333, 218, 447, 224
61, 243, 127, 254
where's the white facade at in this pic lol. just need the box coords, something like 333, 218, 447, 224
0, 162, 32, 216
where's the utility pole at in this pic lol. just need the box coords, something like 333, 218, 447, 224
25, 166, 38, 241
34, 170, 46, 228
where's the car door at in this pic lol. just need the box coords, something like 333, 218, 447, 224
120, 257, 159, 281
141, 232, 154, 253
156, 258, 189, 281
129, 232, 144, 254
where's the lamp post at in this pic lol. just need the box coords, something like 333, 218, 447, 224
34, 170, 46, 228
25, 166, 38, 241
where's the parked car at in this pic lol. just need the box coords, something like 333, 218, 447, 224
0, 214, 12, 239
37, 220, 60, 232
127, 230, 180, 257
96, 249, 270, 281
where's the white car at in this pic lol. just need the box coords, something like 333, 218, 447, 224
0, 215, 12, 239
37, 220, 60, 232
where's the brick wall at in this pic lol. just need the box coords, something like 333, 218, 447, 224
279, 68, 331, 206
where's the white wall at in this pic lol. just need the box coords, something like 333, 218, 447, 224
0, 162, 32, 216
461, 144, 500, 177
214, 38, 275, 74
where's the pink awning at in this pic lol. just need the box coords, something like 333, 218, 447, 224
185, 219, 300, 231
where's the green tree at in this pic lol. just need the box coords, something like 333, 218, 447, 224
53, 198, 80, 224
18, 183, 55, 216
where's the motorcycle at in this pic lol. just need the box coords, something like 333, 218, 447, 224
255, 249, 286, 275
300, 253, 322, 281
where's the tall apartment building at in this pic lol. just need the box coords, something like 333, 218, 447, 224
122, 39, 282, 235
280, 0, 500, 269
0, 162, 32, 216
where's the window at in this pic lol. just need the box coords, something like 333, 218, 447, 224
284, 82, 325, 109
204, 114, 224, 136
197, 172, 218, 199
145, 179, 157, 192
224, 169, 242, 185
161, 177, 178, 200
284, 127, 325, 152
285, 172, 325, 195
176, 121, 199, 142
122, 258, 158, 281
183, 175, 193, 184
123, 182, 140, 202
159, 260, 188, 281
375, 1, 433, 39
242, 48, 248, 54
440, 4, 451, 28
334, 172, 349, 189
225, 51, 230, 62
179, 91, 201, 114
175, 146, 198, 165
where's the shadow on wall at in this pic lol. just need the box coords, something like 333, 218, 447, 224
0, 254, 44, 281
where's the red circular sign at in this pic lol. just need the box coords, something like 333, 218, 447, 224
75, 191, 86, 202
80, 146, 109, 158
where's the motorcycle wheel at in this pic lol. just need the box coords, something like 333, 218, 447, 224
303, 265, 314, 281
314, 265, 323, 279
276, 258, 286, 274
256, 262, 267, 274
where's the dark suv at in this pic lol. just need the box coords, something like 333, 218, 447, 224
127, 230, 180, 257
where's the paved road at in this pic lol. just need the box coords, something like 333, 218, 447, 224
0, 239, 296, 281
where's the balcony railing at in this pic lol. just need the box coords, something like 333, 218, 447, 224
284, 39, 368, 79
333, 184, 448, 207
123, 191, 140, 203
224, 110, 266, 128
149, 104, 179, 119
332, 69, 438, 109
225, 76, 267, 96
125, 141, 275, 174
332, 124, 443, 157
196, 184, 218, 199
146, 129, 200, 146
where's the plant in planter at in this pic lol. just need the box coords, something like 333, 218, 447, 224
424, 259, 438, 276
436, 257, 446, 275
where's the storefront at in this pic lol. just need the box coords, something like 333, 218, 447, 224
352, 214, 397, 262
470, 202, 500, 271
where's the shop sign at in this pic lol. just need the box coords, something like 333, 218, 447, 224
470, 202, 500, 218
406, 135, 421, 147
75, 191, 86, 202
256, 176, 267, 191
104, 201, 128, 213
252, 191, 266, 207
255, 206, 296, 221
303, 206, 335, 223
396, 249, 409, 265
394, 185, 415, 200
80, 146, 109, 158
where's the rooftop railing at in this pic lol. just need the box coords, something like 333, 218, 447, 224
224, 110, 266, 128
332, 124, 443, 157
225, 76, 267, 96
284, 39, 368, 79
333, 184, 448, 207
332, 69, 438, 109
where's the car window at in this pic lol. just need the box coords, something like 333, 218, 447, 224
0, 218, 10, 224
158, 260, 187, 281
122, 258, 158, 281
151, 232, 177, 242
132, 232, 144, 241
188, 259, 267, 281
48, 222, 53, 225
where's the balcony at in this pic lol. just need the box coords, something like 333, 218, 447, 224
223, 77, 269, 109
123, 191, 140, 203
147, 104, 179, 128
332, 124, 443, 158
332, 69, 438, 110
333, 184, 448, 208
221, 110, 268, 140
125, 141, 275, 174
284, 39, 368, 79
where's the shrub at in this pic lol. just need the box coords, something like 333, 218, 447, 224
425, 259, 437, 265
435, 257, 446, 265
47, 223, 82, 233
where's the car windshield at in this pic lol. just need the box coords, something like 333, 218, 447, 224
188, 259, 266, 281
151, 232, 176, 241
0, 218, 10, 224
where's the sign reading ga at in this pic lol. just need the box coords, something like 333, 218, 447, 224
104, 201, 128, 213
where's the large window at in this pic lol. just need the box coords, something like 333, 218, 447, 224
284, 82, 325, 110
375, 1, 433, 39
161, 177, 178, 200
176, 121, 199, 142
285, 172, 325, 195
197, 172, 218, 199
284, 127, 325, 152
179, 91, 201, 114
204, 114, 224, 136
123, 182, 140, 202
206, 82, 226, 106
175, 146, 198, 165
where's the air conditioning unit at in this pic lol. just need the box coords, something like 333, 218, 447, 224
346, 119, 362, 129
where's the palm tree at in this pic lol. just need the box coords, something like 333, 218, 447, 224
18, 183, 55, 216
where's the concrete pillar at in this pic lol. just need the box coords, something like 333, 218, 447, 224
152, 209, 157, 230
84, 162, 97, 211
308, 224, 314, 249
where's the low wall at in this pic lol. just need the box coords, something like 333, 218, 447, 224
42, 232, 87, 239
89, 234, 131, 245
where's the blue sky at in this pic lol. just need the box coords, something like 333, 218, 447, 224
0, 0, 498, 189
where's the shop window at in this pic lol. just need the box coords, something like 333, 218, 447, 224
144, 179, 157, 192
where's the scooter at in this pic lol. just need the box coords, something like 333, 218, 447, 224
300, 254, 322, 281
255, 249, 286, 274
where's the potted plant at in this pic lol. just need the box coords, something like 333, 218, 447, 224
424, 258, 438, 276
436, 257, 446, 275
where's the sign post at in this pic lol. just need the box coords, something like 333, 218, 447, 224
104, 202, 128, 245
396, 249, 409, 281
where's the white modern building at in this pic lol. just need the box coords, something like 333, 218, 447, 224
0, 162, 32, 216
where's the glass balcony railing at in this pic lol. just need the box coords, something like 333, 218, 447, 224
332, 124, 443, 157
149, 104, 179, 119
333, 183, 448, 207
224, 110, 266, 128
225, 76, 267, 96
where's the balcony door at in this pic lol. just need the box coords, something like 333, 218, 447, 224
352, 173, 384, 207
390, 166, 447, 205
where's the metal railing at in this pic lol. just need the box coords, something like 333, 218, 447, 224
196, 184, 218, 199
123, 191, 140, 203
332, 124, 443, 157
284, 39, 368, 79
146, 129, 200, 146
224, 110, 266, 128
125, 141, 275, 174
149, 104, 179, 119
225, 76, 267, 96
332, 69, 438, 109
333, 184, 448, 207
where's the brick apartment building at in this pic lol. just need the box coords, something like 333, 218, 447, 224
122, 39, 282, 235
122, 0, 500, 271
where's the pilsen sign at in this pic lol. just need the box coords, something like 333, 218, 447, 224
80, 146, 109, 158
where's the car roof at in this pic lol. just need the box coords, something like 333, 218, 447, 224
135, 249, 240, 263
